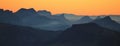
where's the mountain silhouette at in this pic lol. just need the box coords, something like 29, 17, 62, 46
37, 10, 52, 17
0, 8, 71, 31
13, 8, 51, 24
0, 8, 120, 31
0, 23, 120, 46
0, 23, 62, 46
11, 8, 61, 31
52, 23, 120, 46
0, 9, 13, 23
0, 8, 120, 46
93, 16, 120, 32
14, 8, 39, 17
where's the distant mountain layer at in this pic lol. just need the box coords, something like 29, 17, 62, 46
93, 16, 120, 32
0, 8, 120, 31
0, 8, 72, 31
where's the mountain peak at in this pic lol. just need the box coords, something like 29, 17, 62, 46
94, 16, 112, 21
103, 16, 112, 20
99, 16, 113, 21
4, 10, 13, 13
0, 9, 4, 11
37, 10, 52, 16
16, 8, 36, 13
37, 10, 50, 12
20, 8, 35, 10
93, 16, 120, 32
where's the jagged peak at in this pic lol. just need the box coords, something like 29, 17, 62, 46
37, 10, 52, 17
0, 9, 4, 11
0, 9, 13, 13
82, 16, 91, 18
19, 8, 35, 10
4, 10, 13, 13
37, 10, 50, 12
37, 10, 51, 14
93, 16, 116, 23
102, 16, 112, 20
16, 8, 36, 13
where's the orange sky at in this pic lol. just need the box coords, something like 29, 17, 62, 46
0, 0, 120, 15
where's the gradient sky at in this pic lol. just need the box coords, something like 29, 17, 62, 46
0, 0, 120, 15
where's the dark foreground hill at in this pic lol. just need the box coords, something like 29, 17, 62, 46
0, 23, 62, 46
51, 23, 120, 46
0, 23, 120, 46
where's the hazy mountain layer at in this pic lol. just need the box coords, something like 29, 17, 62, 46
0, 8, 120, 31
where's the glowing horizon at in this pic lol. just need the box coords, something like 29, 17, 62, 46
0, 0, 120, 15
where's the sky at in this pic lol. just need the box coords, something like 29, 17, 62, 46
0, 0, 120, 15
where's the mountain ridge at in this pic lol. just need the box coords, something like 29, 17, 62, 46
93, 16, 120, 32
0, 8, 120, 31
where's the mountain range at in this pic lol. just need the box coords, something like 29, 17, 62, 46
0, 8, 120, 31
0, 23, 120, 46
0, 8, 71, 31
0, 8, 120, 46
52, 23, 120, 46
93, 16, 120, 32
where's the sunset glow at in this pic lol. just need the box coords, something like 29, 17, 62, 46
0, 0, 120, 15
